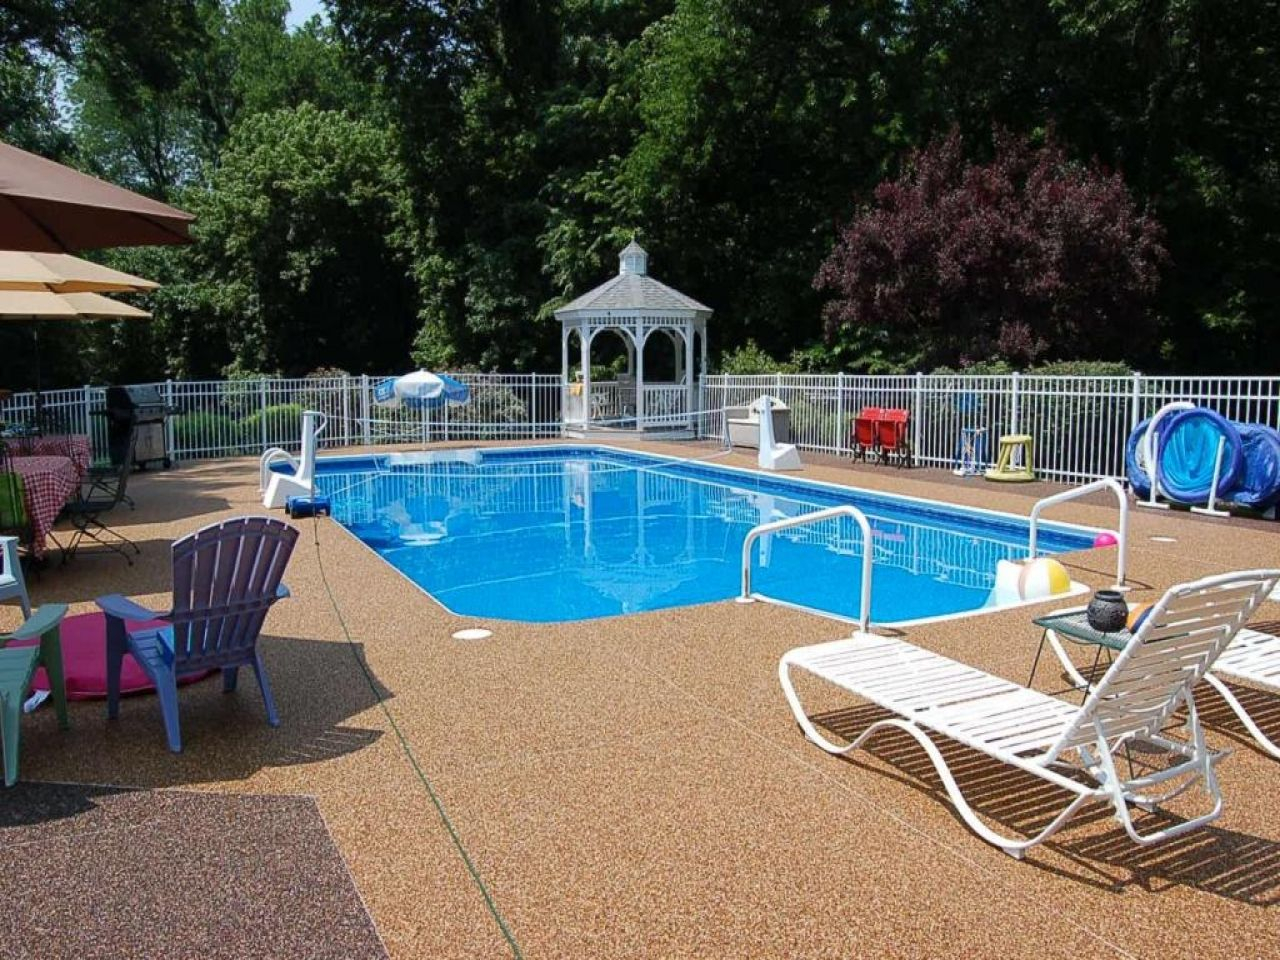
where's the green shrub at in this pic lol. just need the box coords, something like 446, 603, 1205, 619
240, 403, 305, 448
929, 358, 1133, 377
717, 340, 792, 375
171, 411, 242, 455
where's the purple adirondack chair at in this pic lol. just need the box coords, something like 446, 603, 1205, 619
97, 516, 299, 752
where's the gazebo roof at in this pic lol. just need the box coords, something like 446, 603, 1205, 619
555, 242, 712, 322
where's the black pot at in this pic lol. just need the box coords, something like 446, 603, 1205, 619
1087, 590, 1128, 633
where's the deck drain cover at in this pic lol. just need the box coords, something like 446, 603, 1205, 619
452, 628, 493, 641
1149, 536, 1177, 543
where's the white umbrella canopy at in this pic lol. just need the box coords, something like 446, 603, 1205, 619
373, 371, 470, 410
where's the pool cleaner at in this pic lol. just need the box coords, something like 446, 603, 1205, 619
285, 493, 331, 518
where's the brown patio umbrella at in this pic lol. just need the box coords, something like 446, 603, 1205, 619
0, 140, 193, 253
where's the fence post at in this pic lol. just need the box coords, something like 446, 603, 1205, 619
836, 372, 846, 455
259, 377, 268, 451
1010, 371, 1021, 435
164, 380, 176, 461
1130, 371, 1142, 432
360, 374, 371, 446
912, 372, 923, 461
341, 376, 351, 447
81, 384, 92, 447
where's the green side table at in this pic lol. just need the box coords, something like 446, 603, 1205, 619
1029, 607, 1130, 698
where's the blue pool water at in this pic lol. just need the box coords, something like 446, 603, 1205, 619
305, 446, 1096, 624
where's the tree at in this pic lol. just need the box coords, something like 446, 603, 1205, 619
815, 129, 1166, 370
68, 0, 373, 197
182, 104, 418, 376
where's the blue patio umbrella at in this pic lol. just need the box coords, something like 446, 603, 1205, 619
373, 371, 470, 411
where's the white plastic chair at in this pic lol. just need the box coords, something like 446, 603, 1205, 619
779, 569, 1280, 858
0, 536, 31, 618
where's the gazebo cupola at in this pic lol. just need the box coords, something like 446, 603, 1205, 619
555, 240, 711, 433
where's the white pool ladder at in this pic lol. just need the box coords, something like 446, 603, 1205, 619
738, 505, 874, 632
1028, 478, 1128, 589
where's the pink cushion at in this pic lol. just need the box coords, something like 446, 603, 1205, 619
12, 611, 213, 700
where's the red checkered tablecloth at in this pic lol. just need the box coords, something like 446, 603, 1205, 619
4, 434, 91, 476
10, 455, 79, 559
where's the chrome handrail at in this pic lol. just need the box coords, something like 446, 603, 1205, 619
740, 504, 874, 632
1028, 478, 1128, 587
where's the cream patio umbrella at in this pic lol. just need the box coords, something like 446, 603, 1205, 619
0, 251, 159, 295
0, 252, 155, 398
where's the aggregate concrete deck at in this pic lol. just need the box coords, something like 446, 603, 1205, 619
4, 441, 1279, 959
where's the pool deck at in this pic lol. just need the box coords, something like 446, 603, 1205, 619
5, 439, 1280, 959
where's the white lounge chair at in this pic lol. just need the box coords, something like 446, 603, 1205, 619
778, 569, 1280, 858
1204, 628, 1280, 759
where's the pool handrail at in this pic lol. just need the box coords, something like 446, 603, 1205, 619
741, 505, 874, 632
1028, 478, 1128, 588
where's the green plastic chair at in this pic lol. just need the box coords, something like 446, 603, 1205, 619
0, 604, 68, 786
0, 454, 33, 551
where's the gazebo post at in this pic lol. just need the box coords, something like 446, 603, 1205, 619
684, 325, 695, 429
699, 323, 708, 428
635, 321, 646, 432
581, 323, 592, 428
561, 326, 570, 427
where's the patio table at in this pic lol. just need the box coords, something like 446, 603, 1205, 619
9, 455, 80, 560
3, 434, 91, 476
1027, 606, 1130, 698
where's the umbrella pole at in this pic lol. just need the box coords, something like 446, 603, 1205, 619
32, 326, 44, 423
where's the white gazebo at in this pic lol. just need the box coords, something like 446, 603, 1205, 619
556, 241, 711, 434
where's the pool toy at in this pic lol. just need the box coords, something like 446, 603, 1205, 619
1126, 404, 1280, 515
1093, 532, 1118, 548
1156, 408, 1242, 503
1126, 601, 1154, 634
990, 557, 1072, 605
1228, 423, 1280, 511
985, 434, 1035, 483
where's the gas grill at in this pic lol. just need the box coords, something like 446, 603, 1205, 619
96, 385, 176, 469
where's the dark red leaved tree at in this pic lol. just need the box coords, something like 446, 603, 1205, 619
814, 129, 1167, 368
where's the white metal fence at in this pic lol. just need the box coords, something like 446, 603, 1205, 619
0, 373, 564, 464
701, 373, 1280, 484
7, 370, 1280, 484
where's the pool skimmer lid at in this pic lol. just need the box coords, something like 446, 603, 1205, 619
452, 628, 493, 641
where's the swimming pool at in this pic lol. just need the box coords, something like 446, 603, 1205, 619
307, 446, 1097, 624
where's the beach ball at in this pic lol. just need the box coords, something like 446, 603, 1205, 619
1018, 558, 1073, 600
1093, 532, 1118, 548
992, 558, 1072, 605
1127, 602, 1155, 634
